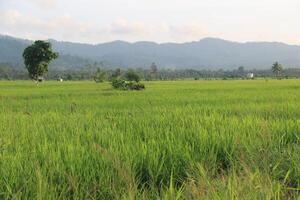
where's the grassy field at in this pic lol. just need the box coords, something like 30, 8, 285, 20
0, 80, 299, 199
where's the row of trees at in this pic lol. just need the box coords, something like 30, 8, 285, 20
2, 62, 298, 81
92, 63, 296, 81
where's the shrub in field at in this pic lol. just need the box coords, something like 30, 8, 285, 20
111, 78, 145, 90
112, 78, 127, 90
126, 81, 145, 90
112, 69, 145, 90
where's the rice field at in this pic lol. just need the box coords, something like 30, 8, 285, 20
0, 80, 299, 199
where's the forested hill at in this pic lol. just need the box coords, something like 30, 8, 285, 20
0, 35, 91, 69
1, 34, 300, 69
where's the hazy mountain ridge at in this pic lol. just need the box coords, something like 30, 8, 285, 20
1, 34, 300, 69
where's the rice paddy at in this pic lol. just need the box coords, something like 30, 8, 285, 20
0, 80, 299, 199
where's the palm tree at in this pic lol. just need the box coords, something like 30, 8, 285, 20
272, 62, 283, 79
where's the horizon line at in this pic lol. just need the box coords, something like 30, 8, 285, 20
1, 33, 299, 46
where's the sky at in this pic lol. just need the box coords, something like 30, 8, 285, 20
0, 0, 300, 44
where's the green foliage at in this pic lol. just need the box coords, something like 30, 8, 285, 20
93, 68, 106, 83
112, 78, 145, 90
0, 80, 299, 199
112, 68, 122, 78
150, 62, 158, 80
4, 64, 300, 81
112, 69, 144, 90
126, 81, 145, 90
125, 69, 141, 82
272, 62, 283, 79
23, 40, 58, 80
111, 78, 127, 90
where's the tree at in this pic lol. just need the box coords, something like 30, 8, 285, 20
112, 68, 122, 78
125, 69, 141, 82
85, 62, 104, 79
150, 62, 158, 80
66, 74, 73, 81
237, 66, 245, 77
93, 68, 106, 83
272, 62, 283, 79
23, 40, 58, 81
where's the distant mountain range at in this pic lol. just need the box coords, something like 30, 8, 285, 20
1, 34, 300, 69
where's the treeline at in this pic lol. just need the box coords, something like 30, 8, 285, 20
1, 63, 300, 81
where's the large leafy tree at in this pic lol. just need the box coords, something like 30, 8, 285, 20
23, 40, 58, 81
271, 62, 283, 79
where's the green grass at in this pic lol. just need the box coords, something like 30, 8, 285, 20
0, 80, 299, 199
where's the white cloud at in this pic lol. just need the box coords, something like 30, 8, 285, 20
0, 10, 211, 43
107, 20, 210, 42
0, 10, 89, 41
110, 20, 148, 35
22, 0, 57, 9
1, 0, 300, 44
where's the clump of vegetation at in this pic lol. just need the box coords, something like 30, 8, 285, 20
111, 78, 127, 90
272, 61, 283, 79
23, 40, 58, 82
93, 67, 106, 83
112, 78, 145, 90
111, 69, 145, 90
126, 81, 145, 90
125, 69, 141, 82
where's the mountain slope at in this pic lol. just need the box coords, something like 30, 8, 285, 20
0, 35, 92, 69
1, 35, 300, 69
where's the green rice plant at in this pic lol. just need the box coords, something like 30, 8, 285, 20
0, 79, 299, 199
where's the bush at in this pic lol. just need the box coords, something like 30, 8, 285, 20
112, 78, 145, 90
126, 81, 145, 90
112, 78, 127, 90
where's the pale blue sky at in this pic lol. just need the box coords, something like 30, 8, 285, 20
0, 0, 299, 44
